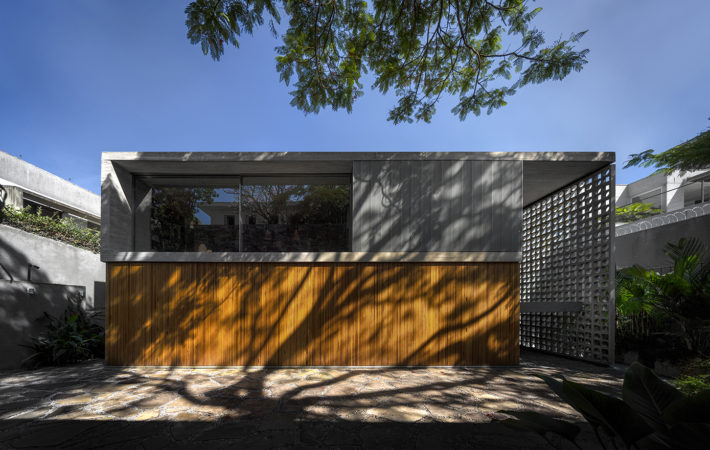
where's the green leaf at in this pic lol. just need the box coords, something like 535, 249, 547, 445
185, 0, 588, 123
562, 379, 653, 447
623, 362, 685, 432
537, 374, 570, 405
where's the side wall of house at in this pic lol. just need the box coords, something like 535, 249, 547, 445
352, 160, 523, 252
101, 155, 527, 367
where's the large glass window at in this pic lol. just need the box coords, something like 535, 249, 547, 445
150, 185, 239, 252
143, 176, 350, 252
241, 179, 350, 252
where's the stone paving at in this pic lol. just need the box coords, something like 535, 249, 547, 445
0, 351, 623, 449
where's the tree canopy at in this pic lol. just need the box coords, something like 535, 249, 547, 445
625, 126, 710, 174
185, 0, 589, 123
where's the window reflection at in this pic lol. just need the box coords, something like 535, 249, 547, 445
241, 184, 350, 252
150, 187, 239, 251
146, 178, 350, 252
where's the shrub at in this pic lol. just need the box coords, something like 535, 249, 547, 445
498, 362, 710, 449
22, 295, 104, 368
616, 202, 662, 222
0, 206, 100, 253
674, 358, 710, 396
616, 238, 710, 357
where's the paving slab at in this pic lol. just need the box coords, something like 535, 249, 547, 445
0, 350, 623, 448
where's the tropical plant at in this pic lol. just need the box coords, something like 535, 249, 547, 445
615, 268, 663, 340
616, 238, 710, 355
184, 0, 589, 123
22, 295, 104, 368
615, 202, 662, 223
498, 362, 710, 449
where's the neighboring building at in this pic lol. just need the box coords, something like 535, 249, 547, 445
102, 151, 615, 367
615, 168, 710, 269
0, 150, 105, 369
616, 169, 709, 215
0, 151, 100, 228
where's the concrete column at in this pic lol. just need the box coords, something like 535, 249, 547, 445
3, 186, 24, 209
665, 175, 684, 212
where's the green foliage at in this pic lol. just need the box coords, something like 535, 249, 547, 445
296, 185, 350, 224
625, 127, 710, 174
22, 296, 105, 368
615, 202, 661, 223
185, 0, 589, 123
674, 374, 710, 397
616, 238, 710, 355
673, 358, 710, 396
499, 362, 710, 449
0, 206, 100, 253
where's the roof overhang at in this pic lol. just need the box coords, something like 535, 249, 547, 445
103, 151, 614, 207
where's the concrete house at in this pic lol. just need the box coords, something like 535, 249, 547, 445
101, 152, 615, 367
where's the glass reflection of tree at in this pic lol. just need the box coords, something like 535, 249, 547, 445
240, 185, 349, 225
240, 185, 304, 224
241, 184, 349, 251
151, 187, 217, 251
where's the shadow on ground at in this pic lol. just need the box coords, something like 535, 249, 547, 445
0, 418, 597, 449
0, 351, 622, 449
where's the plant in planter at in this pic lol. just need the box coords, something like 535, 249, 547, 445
615, 202, 662, 223
22, 295, 104, 368
498, 363, 710, 449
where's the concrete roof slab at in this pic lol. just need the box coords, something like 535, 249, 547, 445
103, 151, 614, 207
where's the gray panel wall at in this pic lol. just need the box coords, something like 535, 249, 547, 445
352, 160, 523, 252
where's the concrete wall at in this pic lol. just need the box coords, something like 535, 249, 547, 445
0, 280, 85, 369
616, 214, 710, 269
352, 160, 523, 252
100, 159, 134, 257
0, 224, 105, 309
0, 150, 100, 217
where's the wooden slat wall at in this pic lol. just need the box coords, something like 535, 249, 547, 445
106, 262, 520, 366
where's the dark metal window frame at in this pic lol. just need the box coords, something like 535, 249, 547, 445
135, 174, 352, 253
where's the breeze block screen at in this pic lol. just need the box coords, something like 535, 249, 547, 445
520, 165, 615, 364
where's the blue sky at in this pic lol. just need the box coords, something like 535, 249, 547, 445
1, 0, 709, 193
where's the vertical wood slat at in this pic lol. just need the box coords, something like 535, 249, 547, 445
106, 262, 520, 366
